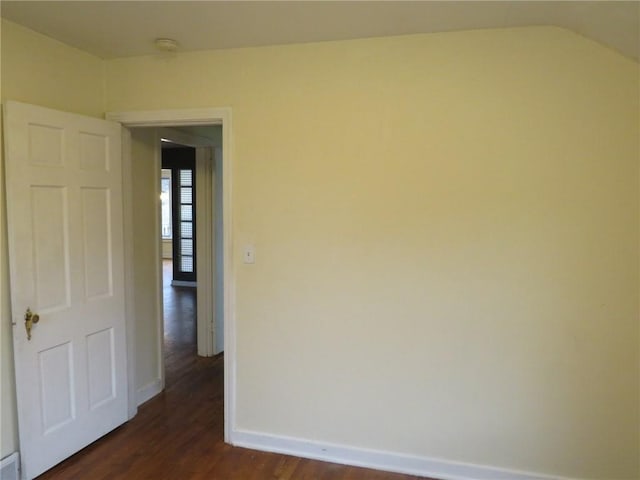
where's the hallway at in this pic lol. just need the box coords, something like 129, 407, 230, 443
162, 259, 198, 356
36, 262, 425, 479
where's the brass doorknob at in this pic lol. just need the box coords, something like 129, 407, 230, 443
25, 307, 40, 340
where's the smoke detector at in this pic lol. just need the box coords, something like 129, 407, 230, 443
154, 38, 179, 53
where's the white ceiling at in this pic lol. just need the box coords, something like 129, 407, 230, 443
1, 1, 638, 61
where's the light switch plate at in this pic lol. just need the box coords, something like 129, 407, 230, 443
243, 245, 255, 264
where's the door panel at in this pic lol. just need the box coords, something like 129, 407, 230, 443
86, 327, 116, 409
39, 342, 74, 434
79, 131, 109, 171
81, 187, 112, 299
31, 186, 71, 311
4, 101, 128, 480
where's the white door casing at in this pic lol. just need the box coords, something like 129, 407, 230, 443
4, 101, 128, 479
107, 108, 234, 442
195, 146, 215, 357
213, 146, 224, 355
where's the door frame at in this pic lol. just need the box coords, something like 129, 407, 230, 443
162, 146, 197, 285
107, 108, 235, 442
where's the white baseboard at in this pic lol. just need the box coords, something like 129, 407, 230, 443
0, 452, 19, 480
230, 429, 576, 480
171, 280, 197, 287
136, 379, 163, 406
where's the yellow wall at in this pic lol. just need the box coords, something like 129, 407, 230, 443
129, 128, 162, 395
106, 26, 639, 479
0, 20, 106, 458
0, 20, 105, 118
1, 18, 638, 479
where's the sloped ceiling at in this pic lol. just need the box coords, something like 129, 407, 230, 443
1, 1, 638, 61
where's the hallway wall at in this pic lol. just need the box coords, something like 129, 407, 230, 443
130, 128, 163, 403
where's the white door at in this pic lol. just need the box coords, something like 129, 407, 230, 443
4, 101, 128, 480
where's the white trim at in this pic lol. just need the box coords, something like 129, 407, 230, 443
231, 430, 579, 480
136, 379, 163, 406
171, 280, 197, 288
107, 108, 225, 127
196, 147, 215, 356
152, 129, 166, 395
213, 146, 224, 355
158, 127, 219, 148
221, 111, 235, 442
107, 107, 235, 444
121, 127, 138, 421
0, 452, 20, 480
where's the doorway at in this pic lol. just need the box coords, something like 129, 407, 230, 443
108, 108, 234, 442
160, 141, 198, 380
154, 127, 223, 359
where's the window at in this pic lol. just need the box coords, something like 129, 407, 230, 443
177, 169, 195, 273
162, 147, 196, 283
161, 169, 172, 239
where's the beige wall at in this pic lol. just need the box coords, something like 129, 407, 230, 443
0, 20, 105, 118
106, 26, 639, 479
162, 239, 173, 259
0, 20, 106, 458
129, 128, 162, 396
1, 19, 638, 479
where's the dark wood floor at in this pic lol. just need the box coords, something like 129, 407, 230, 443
38, 261, 428, 479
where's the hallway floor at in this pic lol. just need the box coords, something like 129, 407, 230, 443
37, 261, 426, 479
